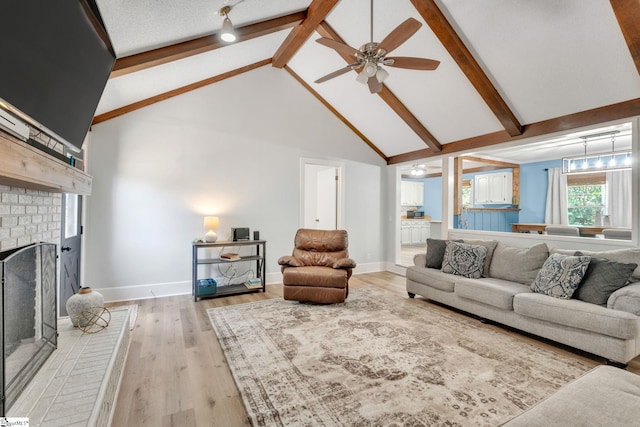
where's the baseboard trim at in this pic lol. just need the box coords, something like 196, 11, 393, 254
95, 264, 396, 303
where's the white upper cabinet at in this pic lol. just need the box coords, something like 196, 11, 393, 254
474, 172, 513, 204
401, 181, 424, 206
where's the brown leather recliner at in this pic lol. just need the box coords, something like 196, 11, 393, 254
278, 229, 356, 303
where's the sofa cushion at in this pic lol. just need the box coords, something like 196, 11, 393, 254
503, 366, 640, 427
552, 247, 640, 281
489, 243, 549, 285
406, 266, 456, 292
462, 239, 498, 277
530, 253, 591, 299
572, 251, 637, 306
513, 293, 639, 339
425, 238, 463, 269
442, 241, 487, 279
455, 277, 532, 310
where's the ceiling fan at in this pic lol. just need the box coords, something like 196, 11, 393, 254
314, 0, 440, 94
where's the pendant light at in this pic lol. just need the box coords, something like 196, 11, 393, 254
219, 6, 236, 42
581, 138, 588, 170
609, 134, 617, 167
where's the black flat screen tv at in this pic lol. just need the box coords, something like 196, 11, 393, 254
0, 0, 116, 151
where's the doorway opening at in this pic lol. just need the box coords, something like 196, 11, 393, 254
301, 159, 344, 230
59, 193, 82, 316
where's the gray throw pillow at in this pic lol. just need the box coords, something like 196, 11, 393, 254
425, 238, 462, 269
531, 253, 591, 299
551, 247, 640, 281
442, 241, 488, 279
573, 251, 637, 306
489, 243, 549, 285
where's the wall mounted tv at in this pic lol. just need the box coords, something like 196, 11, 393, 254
0, 0, 116, 151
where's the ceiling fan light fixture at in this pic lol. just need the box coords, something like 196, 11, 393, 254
356, 70, 369, 84
363, 61, 377, 77
376, 67, 389, 83
219, 6, 236, 42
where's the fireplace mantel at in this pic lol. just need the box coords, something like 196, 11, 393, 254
0, 131, 91, 195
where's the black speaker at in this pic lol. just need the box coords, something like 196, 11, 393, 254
253, 230, 260, 240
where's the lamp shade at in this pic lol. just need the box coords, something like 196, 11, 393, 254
204, 216, 219, 230
221, 16, 236, 42
204, 216, 219, 242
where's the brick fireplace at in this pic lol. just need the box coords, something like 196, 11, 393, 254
0, 185, 62, 252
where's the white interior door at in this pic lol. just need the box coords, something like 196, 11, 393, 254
303, 162, 341, 229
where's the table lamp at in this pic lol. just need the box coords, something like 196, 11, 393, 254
204, 216, 219, 242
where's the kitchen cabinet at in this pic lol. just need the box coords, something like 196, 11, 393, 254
401, 220, 430, 245
401, 181, 424, 206
474, 172, 512, 204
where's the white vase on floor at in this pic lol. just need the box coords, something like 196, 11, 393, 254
66, 287, 104, 327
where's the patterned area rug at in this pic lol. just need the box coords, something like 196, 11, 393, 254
208, 287, 590, 426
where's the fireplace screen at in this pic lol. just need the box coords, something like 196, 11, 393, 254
1, 243, 57, 415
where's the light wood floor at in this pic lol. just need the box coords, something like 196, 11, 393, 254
400, 244, 426, 267
108, 272, 640, 427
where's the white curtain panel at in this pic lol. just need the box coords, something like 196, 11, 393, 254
545, 168, 568, 224
606, 169, 632, 227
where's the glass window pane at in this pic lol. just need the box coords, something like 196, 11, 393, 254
64, 194, 78, 238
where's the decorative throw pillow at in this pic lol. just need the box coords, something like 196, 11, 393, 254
530, 253, 591, 299
463, 239, 498, 277
572, 251, 637, 306
551, 247, 640, 281
441, 241, 488, 279
489, 243, 549, 285
425, 238, 462, 269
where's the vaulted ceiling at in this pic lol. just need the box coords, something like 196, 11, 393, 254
93, 0, 640, 166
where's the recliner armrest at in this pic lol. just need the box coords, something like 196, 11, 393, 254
333, 258, 356, 269
278, 256, 305, 267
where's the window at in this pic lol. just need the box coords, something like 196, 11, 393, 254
567, 173, 606, 226
461, 179, 472, 207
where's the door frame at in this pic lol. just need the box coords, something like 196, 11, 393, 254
300, 158, 345, 230
59, 193, 83, 316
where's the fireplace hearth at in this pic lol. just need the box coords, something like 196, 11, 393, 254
0, 243, 57, 415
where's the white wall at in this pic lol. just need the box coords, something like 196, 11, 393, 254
85, 65, 387, 301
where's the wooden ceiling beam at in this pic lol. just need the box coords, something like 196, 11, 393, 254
462, 156, 519, 169
316, 22, 442, 152
387, 97, 640, 164
271, 0, 340, 68
283, 65, 388, 161
110, 11, 306, 78
93, 59, 272, 125
610, 0, 640, 77
411, 0, 523, 137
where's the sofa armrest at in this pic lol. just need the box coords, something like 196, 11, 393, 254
414, 253, 427, 267
278, 256, 304, 267
333, 258, 356, 269
608, 282, 640, 316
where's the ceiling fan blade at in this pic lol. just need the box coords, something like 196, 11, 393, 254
316, 38, 360, 58
367, 76, 383, 94
314, 64, 360, 84
386, 57, 440, 70
377, 18, 422, 54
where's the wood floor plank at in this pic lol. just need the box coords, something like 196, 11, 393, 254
162, 408, 197, 427
111, 272, 640, 426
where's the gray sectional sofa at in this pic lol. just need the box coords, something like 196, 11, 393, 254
406, 239, 640, 365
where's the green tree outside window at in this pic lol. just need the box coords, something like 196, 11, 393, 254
567, 184, 605, 226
